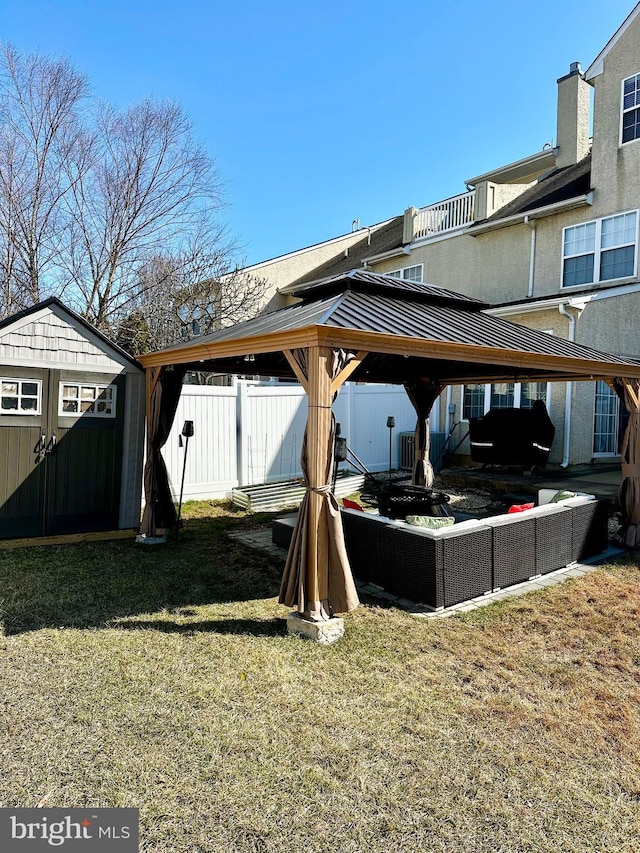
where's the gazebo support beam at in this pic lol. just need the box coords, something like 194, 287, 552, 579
330, 350, 368, 395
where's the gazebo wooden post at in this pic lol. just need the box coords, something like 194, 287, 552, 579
280, 345, 365, 628
305, 345, 332, 612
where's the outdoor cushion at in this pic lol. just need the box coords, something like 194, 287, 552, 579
538, 489, 593, 505
342, 498, 364, 511
507, 502, 535, 513
389, 516, 487, 540
549, 489, 577, 503
405, 515, 455, 529
561, 494, 596, 507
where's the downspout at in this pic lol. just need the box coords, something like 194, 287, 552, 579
524, 216, 536, 298
558, 301, 586, 467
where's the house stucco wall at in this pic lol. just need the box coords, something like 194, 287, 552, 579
590, 12, 640, 214
372, 227, 532, 305
245, 228, 383, 308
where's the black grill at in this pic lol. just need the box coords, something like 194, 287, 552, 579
469, 401, 555, 470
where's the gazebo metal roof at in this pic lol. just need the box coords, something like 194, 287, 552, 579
139, 270, 640, 384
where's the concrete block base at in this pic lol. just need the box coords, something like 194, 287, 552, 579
286, 612, 345, 644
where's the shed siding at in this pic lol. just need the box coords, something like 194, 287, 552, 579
119, 371, 145, 528
0, 308, 130, 373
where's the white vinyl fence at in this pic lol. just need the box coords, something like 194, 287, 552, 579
163, 381, 439, 501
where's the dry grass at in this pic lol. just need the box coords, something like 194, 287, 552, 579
0, 501, 639, 852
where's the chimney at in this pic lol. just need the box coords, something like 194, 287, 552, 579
556, 62, 590, 169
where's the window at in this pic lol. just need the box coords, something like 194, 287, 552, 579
59, 383, 116, 417
0, 378, 41, 414
462, 382, 550, 419
489, 382, 515, 410
520, 382, 548, 409
562, 211, 638, 287
463, 384, 485, 420
593, 381, 620, 455
622, 73, 640, 144
386, 264, 423, 283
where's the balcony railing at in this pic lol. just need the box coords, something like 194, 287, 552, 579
413, 190, 475, 240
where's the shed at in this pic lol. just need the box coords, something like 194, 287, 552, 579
0, 298, 145, 539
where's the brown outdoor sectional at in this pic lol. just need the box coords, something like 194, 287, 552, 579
272, 492, 610, 611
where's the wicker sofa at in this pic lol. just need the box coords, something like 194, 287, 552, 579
272, 492, 609, 610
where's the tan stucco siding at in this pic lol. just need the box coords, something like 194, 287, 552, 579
245, 229, 378, 306
492, 295, 640, 465
590, 13, 640, 213
372, 227, 532, 304
575, 291, 640, 358
530, 202, 639, 300
530, 209, 594, 298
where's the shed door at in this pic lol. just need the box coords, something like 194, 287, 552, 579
0, 367, 49, 538
0, 369, 125, 539
46, 371, 125, 535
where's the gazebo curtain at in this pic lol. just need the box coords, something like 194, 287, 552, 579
404, 378, 445, 489
613, 378, 640, 548
140, 365, 187, 537
279, 346, 360, 620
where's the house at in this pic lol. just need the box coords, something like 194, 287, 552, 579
243, 3, 640, 470
0, 298, 145, 539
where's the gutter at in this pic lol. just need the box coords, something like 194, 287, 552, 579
361, 245, 411, 265
485, 279, 640, 317
466, 147, 558, 187
465, 192, 593, 236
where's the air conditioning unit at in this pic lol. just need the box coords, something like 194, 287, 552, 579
400, 432, 415, 470
400, 431, 446, 472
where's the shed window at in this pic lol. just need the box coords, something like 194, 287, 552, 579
0, 378, 41, 414
622, 73, 640, 144
59, 383, 116, 417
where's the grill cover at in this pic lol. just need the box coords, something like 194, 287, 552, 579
469, 401, 555, 469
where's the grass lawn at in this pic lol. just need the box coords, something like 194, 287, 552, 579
0, 500, 639, 852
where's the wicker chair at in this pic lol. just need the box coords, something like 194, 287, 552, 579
485, 513, 537, 589
563, 496, 610, 562
342, 510, 493, 609
532, 504, 574, 574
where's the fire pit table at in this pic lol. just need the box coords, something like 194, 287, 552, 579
376, 483, 452, 521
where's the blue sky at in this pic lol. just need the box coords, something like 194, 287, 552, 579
2, 0, 636, 266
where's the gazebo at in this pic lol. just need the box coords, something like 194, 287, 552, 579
138, 271, 640, 626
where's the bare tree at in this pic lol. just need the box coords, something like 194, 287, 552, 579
63, 98, 230, 331
0, 44, 88, 316
0, 44, 265, 337
114, 249, 267, 355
